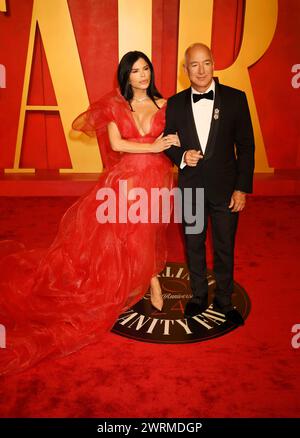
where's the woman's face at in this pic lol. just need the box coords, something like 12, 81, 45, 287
129, 58, 151, 91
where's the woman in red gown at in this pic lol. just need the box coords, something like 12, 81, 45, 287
0, 51, 179, 375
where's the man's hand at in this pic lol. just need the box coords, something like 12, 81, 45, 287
229, 190, 246, 212
184, 150, 203, 167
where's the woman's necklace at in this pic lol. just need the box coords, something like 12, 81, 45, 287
133, 96, 149, 103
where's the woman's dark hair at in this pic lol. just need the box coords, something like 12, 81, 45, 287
117, 51, 162, 110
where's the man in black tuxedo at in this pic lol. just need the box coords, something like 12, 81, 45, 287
164, 43, 255, 325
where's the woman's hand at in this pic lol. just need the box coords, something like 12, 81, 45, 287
152, 133, 181, 153
168, 133, 181, 147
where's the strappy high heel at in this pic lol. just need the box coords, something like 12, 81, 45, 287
150, 286, 164, 312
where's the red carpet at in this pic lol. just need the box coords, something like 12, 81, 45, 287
0, 195, 299, 417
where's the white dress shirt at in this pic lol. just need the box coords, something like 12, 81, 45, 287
180, 80, 215, 169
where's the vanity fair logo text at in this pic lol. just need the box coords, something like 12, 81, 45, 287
112, 262, 251, 344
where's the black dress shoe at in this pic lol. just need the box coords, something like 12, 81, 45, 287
184, 300, 208, 318
225, 309, 244, 326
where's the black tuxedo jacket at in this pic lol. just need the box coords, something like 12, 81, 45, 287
164, 82, 255, 203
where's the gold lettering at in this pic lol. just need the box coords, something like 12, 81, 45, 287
118, 0, 152, 60
5, 0, 278, 174
177, 0, 213, 90
177, 0, 278, 172
0, 0, 6, 12
5, 0, 102, 174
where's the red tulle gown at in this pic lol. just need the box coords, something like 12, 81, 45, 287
0, 91, 173, 375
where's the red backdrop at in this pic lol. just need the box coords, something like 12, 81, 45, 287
0, 0, 300, 173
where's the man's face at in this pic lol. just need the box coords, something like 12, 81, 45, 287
184, 46, 214, 92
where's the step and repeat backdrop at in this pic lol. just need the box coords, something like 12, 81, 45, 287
0, 0, 299, 175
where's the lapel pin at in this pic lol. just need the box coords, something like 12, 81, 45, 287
213, 108, 219, 120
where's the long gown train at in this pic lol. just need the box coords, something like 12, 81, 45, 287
0, 91, 173, 375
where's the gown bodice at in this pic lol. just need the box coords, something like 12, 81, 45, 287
72, 90, 170, 170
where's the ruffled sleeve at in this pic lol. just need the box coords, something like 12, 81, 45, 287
72, 90, 124, 137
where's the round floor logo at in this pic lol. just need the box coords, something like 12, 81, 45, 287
111, 261, 251, 343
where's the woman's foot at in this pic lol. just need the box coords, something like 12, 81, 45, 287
150, 276, 164, 312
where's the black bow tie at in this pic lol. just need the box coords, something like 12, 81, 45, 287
192, 90, 214, 103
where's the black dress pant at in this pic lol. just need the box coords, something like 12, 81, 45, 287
182, 194, 239, 312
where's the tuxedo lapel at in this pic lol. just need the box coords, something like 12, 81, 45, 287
184, 88, 202, 153
203, 82, 222, 161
